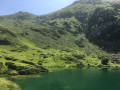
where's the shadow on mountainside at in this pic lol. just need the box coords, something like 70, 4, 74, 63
86, 7, 120, 53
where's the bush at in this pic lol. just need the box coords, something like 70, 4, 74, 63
5, 62, 17, 70
77, 62, 84, 67
75, 40, 85, 47
72, 53, 85, 59
21, 60, 35, 65
0, 62, 3, 69
62, 55, 78, 62
52, 30, 61, 39
101, 56, 109, 65
18, 66, 48, 75
5, 56, 18, 61
58, 29, 66, 35
20, 45, 29, 50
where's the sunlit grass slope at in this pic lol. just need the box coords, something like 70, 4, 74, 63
0, 78, 20, 90
0, 0, 120, 76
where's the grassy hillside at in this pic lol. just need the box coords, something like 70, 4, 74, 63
0, 78, 20, 90
0, 0, 120, 76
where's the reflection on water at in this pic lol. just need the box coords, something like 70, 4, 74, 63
10, 68, 120, 90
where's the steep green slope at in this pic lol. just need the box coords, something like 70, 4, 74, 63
0, 26, 105, 75
0, 0, 108, 50
0, 26, 49, 75
0, 0, 120, 75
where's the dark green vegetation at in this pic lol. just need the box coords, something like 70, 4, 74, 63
0, 0, 120, 76
11, 68, 120, 90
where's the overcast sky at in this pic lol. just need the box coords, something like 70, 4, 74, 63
0, 0, 76, 15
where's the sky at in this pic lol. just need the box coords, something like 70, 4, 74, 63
0, 0, 76, 15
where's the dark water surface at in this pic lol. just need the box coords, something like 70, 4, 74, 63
10, 68, 120, 90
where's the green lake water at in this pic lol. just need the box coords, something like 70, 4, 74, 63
10, 68, 120, 90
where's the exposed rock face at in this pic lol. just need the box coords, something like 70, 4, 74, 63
86, 7, 120, 52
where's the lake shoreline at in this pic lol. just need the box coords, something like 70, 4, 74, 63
8, 65, 120, 79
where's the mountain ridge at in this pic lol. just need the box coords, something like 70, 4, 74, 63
0, 0, 120, 75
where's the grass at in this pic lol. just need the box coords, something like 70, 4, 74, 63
0, 1, 120, 90
0, 78, 20, 90
0, 0, 119, 75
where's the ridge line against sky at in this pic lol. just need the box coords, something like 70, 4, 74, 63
0, 0, 76, 15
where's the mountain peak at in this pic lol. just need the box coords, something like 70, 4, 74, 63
73, 0, 102, 4
11, 11, 36, 20
73, 0, 120, 4
15, 11, 35, 15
